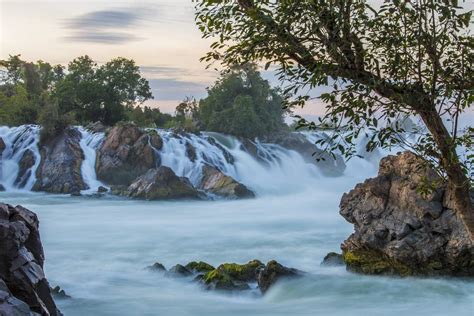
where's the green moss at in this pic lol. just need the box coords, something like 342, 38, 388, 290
217, 259, 263, 281
202, 269, 250, 291
343, 249, 413, 276
185, 261, 215, 273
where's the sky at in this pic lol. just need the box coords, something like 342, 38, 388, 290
1, 0, 473, 119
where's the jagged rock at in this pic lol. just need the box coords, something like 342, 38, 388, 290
199, 165, 255, 199
97, 186, 108, 193
120, 167, 202, 200
206, 137, 234, 164
0, 137, 5, 156
0, 203, 62, 315
321, 252, 344, 266
166, 264, 192, 278
340, 151, 474, 276
33, 127, 86, 194
147, 262, 167, 272
85, 121, 106, 133
261, 132, 346, 176
185, 141, 197, 162
96, 124, 161, 185
51, 286, 71, 299
202, 269, 251, 291
185, 261, 215, 274
257, 260, 302, 294
15, 149, 35, 188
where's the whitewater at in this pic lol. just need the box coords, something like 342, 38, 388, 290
0, 126, 472, 316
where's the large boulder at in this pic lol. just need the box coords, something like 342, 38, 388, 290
261, 132, 346, 176
340, 151, 473, 276
0, 203, 61, 315
199, 165, 255, 199
33, 127, 86, 194
15, 149, 36, 188
119, 166, 202, 200
96, 124, 162, 185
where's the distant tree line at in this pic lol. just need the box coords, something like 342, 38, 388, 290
0, 55, 288, 139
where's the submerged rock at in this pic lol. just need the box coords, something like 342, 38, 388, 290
257, 260, 303, 294
199, 165, 255, 199
33, 127, 86, 194
166, 264, 192, 278
147, 262, 167, 272
51, 286, 71, 299
340, 151, 474, 276
121, 166, 202, 200
0, 203, 62, 315
96, 124, 161, 185
321, 252, 344, 267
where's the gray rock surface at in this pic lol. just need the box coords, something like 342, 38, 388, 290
0, 203, 61, 315
15, 149, 36, 188
340, 151, 474, 276
199, 165, 255, 199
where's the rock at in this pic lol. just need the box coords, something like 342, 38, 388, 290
33, 127, 86, 194
261, 132, 346, 176
166, 264, 192, 278
185, 141, 197, 162
340, 151, 474, 276
0, 137, 5, 156
257, 260, 302, 294
185, 261, 215, 274
202, 269, 250, 291
321, 252, 344, 266
147, 262, 167, 272
199, 165, 255, 199
207, 136, 234, 164
51, 286, 71, 299
85, 121, 106, 133
97, 186, 108, 193
96, 124, 161, 185
0, 184, 5, 192
15, 150, 36, 188
121, 167, 203, 200
216, 260, 264, 282
0, 203, 62, 315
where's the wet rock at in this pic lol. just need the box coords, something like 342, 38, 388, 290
148, 130, 163, 150
51, 286, 71, 299
147, 262, 167, 272
15, 150, 36, 188
321, 252, 344, 266
199, 165, 255, 199
33, 127, 86, 194
96, 124, 161, 185
85, 121, 106, 133
261, 132, 346, 176
185, 261, 215, 274
340, 151, 474, 276
207, 137, 234, 164
0, 137, 5, 156
257, 260, 303, 294
97, 186, 108, 193
185, 141, 197, 162
216, 260, 264, 282
202, 269, 251, 291
166, 264, 192, 278
121, 167, 202, 200
0, 203, 62, 315
0, 184, 5, 192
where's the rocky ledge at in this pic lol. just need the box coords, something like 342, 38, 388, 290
0, 203, 61, 315
147, 260, 302, 294
339, 151, 473, 277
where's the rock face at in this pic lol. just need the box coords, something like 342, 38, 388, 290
0, 137, 5, 156
33, 127, 86, 194
199, 165, 255, 199
257, 260, 302, 294
0, 203, 61, 315
15, 149, 36, 188
262, 132, 346, 176
120, 166, 202, 200
85, 121, 106, 133
340, 151, 474, 276
96, 124, 161, 186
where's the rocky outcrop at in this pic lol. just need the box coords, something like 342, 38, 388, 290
118, 166, 202, 200
262, 132, 346, 176
0, 203, 61, 315
199, 165, 255, 199
33, 127, 86, 194
85, 121, 106, 133
96, 124, 161, 186
0, 137, 5, 156
15, 150, 36, 188
148, 260, 301, 294
321, 252, 344, 267
340, 151, 473, 276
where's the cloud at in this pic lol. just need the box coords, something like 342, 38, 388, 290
148, 78, 208, 100
62, 7, 152, 44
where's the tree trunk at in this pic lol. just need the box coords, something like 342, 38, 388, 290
417, 105, 474, 238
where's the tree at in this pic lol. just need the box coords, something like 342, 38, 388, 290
198, 64, 286, 138
195, 1, 474, 235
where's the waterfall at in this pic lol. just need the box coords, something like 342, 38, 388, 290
78, 127, 107, 193
0, 125, 41, 191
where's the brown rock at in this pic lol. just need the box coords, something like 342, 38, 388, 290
199, 165, 254, 199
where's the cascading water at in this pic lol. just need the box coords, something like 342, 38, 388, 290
78, 127, 107, 194
0, 125, 41, 191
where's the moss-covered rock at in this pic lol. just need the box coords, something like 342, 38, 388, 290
343, 249, 412, 276
216, 259, 264, 282
202, 269, 250, 291
185, 261, 215, 274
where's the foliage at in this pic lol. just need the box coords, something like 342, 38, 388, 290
198, 64, 286, 138
194, 1, 473, 203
